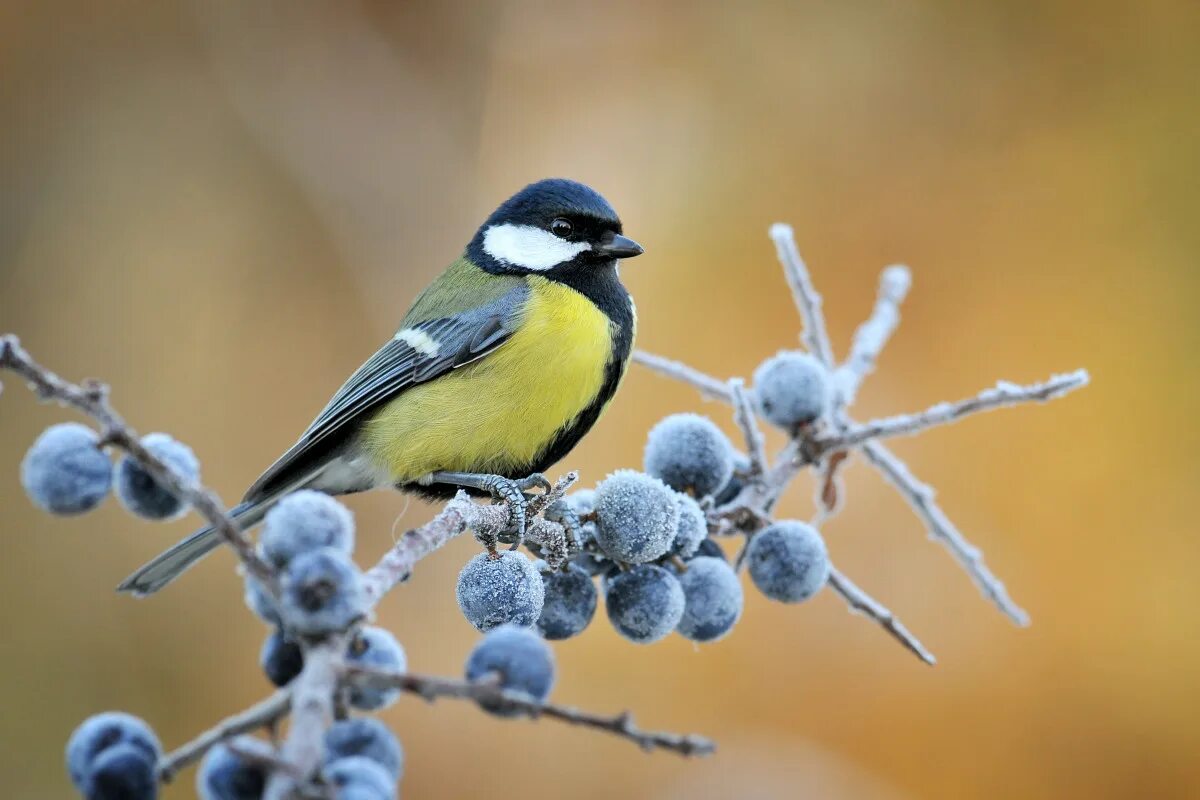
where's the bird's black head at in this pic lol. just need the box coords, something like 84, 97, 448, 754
467, 178, 643, 276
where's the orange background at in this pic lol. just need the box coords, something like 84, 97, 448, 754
1, 1, 1196, 798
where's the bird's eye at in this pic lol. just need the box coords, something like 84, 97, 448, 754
550, 218, 574, 239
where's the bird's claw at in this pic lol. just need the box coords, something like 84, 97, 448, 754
516, 473, 552, 497
543, 498, 584, 554
475, 473, 548, 550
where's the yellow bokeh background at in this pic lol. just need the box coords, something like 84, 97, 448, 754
2, 1, 1197, 797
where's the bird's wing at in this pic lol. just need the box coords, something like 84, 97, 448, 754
243, 286, 527, 502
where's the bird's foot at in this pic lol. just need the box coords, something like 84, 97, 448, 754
430, 471, 552, 551
543, 498, 584, 554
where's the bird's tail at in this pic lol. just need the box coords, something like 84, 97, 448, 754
116, 501, 271, 596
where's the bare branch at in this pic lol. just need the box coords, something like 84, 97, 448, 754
346, 667, 716, 758
729, 380, 769, 477
834, 265, 911, 409
0, 335, 273, 586
768, 224, 835, 367
826, 566, 936, 665
263, 640, 345, 800
826, 370, 1090, 452
632, 350, 733, 402
625, 344, 1067, 627
157, 690, 291, 783
859, 441, 1030, 626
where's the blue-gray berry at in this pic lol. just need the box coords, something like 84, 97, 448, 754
643, 414, 734, 498
280, 547, 367, 635
605, 564, 685, 644
259, 490, 355, 569
676, 556, 744, 642
243, 573, 281, 625
324, 718, 404, 781
671, 493, 707, 558
535, 561, 597, 640
713, 453, 752, 506
752, 351, 830, 431
690, 537, 727, 562
324, 756, 397, 799
571, 550, 612, 577
21, 423, 112, 515
345, 627, 407, 710
455, 551, 544, 632
88, 744, 157, 800
66, 712, 161, 796
115, 433, 199, 521
564, 488, 595, 516
747, 521, 830, 603
593, 470, 679, 563
197, 737, 273, 800
464, 623, 555, 717
260, 630, 304, 687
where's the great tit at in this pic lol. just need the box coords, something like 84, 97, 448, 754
118, 178, 643, 595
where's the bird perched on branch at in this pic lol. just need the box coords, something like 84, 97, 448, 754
119, 178, 643, 595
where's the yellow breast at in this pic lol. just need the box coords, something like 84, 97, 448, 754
361, 276, 616, 482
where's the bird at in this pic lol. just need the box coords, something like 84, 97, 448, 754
118, 178, 643, 596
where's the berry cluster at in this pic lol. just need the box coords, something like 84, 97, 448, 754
451, 355, 834, 647
21, 423, 198, 520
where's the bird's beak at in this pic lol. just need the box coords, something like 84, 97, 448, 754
595, 232, 644, 259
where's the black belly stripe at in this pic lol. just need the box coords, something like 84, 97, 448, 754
530, 261, 634, 471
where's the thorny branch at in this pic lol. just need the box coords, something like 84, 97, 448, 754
636, 223, 1087, 636
828, 371, 1089, 452
818, 264, 912, 519
834, 264, 911, 409
158, 690, 291, 782
713, 370, 933, 662
859, 441, 1030, 625
262, 642, 344, 800
769, 223, 835, 368
826, 567, 935, 665
729, 380, 769, 477
634, 346, 1072, 632
0, 334, 274, 586
631, 350, 733, 403
348, 666, 716, 757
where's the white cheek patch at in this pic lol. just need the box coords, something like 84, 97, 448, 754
482, 223, 591, 271
393, 328, 440, 357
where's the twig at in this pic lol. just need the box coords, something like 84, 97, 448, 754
817, 265, 912, 517
346, 667, 716, 757
768, 224, 834, 367
0, 334, 273, 585
826, 566, 936, 665
632, 351, 734, 402
157, 690, 291, 783
362, 473, 577, 605
263, 641, 344, 800
729, 380, 769, 477
633, 347, 1061, 630
859, 441, 1029, 626
834, 265, 911, 408
826, 371, 1090, 452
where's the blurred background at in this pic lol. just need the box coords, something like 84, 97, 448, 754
2, 1, 1197, 797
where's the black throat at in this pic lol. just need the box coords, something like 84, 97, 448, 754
542, 260, 632, 330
